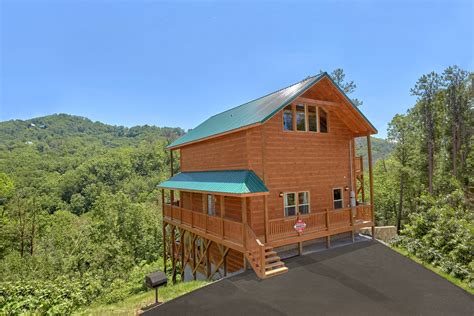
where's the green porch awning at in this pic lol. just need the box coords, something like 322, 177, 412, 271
157, 170, 269, 196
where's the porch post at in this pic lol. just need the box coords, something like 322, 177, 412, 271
162, 189, 167, 273
170, 150, 174, 204
221, 196, 225, 238
242, 197, 247, 270
367, 135, 375, 240
264, 195, 269, 243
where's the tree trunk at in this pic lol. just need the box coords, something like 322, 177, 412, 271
428, 139, 434, 194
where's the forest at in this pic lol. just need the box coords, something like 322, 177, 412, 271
0, 66, 472, 314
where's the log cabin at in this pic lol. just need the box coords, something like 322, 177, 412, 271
158, 72, 377, 281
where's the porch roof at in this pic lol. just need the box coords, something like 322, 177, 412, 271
157, 170, 269, 196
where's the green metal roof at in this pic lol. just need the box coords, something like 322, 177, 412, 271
157, 170, 268, 195
168, 72, 377, 148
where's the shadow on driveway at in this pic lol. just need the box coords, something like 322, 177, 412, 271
144, 241, 473, 316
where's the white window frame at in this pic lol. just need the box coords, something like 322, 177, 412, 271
332, 188, 344, 210
283, 191, 311, 217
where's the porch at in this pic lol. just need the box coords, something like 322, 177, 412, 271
163, 202, 373, 250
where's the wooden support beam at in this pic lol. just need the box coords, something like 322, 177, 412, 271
298, 242, 303, 255
192, 240, 212, 275
180, 229, 185, 280
162, 190, 167, 274
171, 226, 176, 284
295, 97, 340, 107
264, 195, 269, 243
206, 242, 211, 279
325, 208, 331, 248
221, 196, 225, 238
242, 197, 247, 249
367, 135, 375, 240
210, 247, 230, 279
192, 234, 197, 280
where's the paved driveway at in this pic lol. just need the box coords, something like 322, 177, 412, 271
145, 241, 473, 316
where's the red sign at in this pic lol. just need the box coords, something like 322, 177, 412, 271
294, 219, 306, 233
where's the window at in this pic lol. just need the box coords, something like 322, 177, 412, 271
333, 188, 343, 209
207, 194, 216, 216
284, 193, 296, 217
283, 105, 293, 131
319, 108, 328, 133
296, 104, 306, 131
298, 192, 309, 214
284, 191, 310, 216
308, 106, 317, 132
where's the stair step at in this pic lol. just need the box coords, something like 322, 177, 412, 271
265, 261, 285, 270
265, 246, 273, 251
265, 267, 288, 277
265, 250, 277, 257
265, 256, 280, 263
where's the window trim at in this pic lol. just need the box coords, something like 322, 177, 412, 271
332, 187, 344, 210
283, 191, 311, 217
295, 103, 307, 132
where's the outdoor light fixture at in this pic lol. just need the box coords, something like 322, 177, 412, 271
279, 192, 284, 197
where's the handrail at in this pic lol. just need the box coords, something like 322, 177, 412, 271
244, 223, 266, 277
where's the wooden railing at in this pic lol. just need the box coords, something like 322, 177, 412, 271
355, 156, 363, 174
355, 203, 372, 222
268, 205, 372, 242
163, 204, 244, 246
244, 223, 265, 277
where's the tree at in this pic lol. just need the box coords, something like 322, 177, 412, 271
323, 68, 363, 106
388, 114, 413, 232
410, 72, 442, 194
442, 66, 471, 179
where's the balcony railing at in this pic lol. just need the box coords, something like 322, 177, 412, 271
164, 203, 372, 246
163, 204, 244, 245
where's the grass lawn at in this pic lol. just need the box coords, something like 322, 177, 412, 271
74, 280, 209, 316
390, 245, 473, 295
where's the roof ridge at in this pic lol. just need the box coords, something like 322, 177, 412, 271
208, 74, 322, 119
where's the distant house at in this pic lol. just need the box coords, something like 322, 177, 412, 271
158, 73, 377, 280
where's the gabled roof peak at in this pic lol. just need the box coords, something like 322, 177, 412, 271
168, 72, 375, 149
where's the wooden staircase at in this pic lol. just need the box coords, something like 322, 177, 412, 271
244, 224, 288, 279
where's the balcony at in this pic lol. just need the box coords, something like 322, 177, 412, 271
163, 204, 244, 250
164, 203, 373, 250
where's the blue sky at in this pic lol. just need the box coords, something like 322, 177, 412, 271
1, 0, 472, 138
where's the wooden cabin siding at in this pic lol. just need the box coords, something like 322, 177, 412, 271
180, 130, 248, 172
243, 107, 355, 236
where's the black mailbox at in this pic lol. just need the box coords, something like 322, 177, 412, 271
144, 271, 167, 309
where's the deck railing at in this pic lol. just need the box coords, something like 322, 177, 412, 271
164, 203, 372, 246
268, 205, 372, 242
163, 204, 244, 246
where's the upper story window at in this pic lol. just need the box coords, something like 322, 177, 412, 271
283, 105, 293, 131
319, 108, 328, 133
333, 188, 343, 209
296, 104, 306, 131
308, 106, 317, 132
207, 194, 216, 216
282, 104, 328, 133
284, 191, 310, 217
